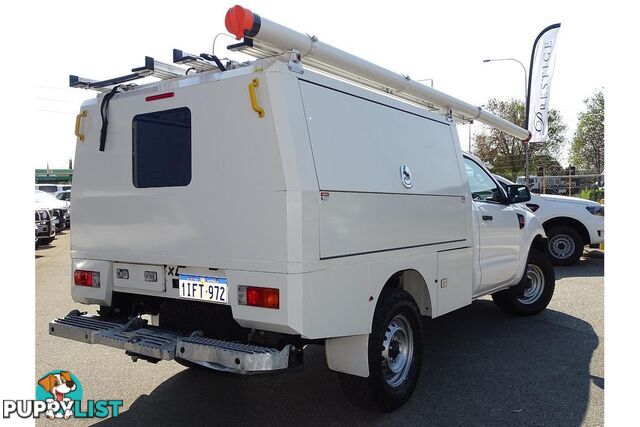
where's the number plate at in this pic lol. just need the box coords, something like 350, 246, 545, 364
178, 274, 228, 304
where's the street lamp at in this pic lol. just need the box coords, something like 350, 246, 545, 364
483, 57, 531, 184
482, 58, 528, 104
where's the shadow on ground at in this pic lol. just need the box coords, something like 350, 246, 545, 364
555, 249, 604, 280
95, 301, 597, 426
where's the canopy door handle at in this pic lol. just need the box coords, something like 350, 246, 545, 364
248, 78, 265, 118
75, 110, 88, 141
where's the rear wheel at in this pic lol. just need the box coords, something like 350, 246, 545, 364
339, 288, 422, 412
492, 249, 555, 316
547, 225, 584, 266
40, 237, 55, 245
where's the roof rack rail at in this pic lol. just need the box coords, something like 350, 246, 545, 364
69, 56, 187, 92
132, 56, 186, 80
173, 49, 227, 72
227, 38, 281, 60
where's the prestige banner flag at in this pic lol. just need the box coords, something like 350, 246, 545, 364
526, 23, 561, 143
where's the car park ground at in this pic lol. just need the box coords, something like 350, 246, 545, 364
36, 232, 603, 426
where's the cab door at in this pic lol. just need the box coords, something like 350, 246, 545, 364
463, 157, 521, 290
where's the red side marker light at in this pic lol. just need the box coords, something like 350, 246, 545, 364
145, 92, 174, 102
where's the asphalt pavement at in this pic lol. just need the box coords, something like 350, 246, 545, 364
36, 232, 603, 426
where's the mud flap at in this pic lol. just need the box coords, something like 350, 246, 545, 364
325, 334, 369, 377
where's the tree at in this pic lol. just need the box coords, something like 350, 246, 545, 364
570, 89, 604, 173
472, 98, 567, 180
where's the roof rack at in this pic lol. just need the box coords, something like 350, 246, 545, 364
227, 38, 281, 60
69, 56, 187, 92
173, 49, 227, 73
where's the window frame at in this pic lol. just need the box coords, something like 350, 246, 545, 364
462, 156, 508, 205
131, 107, 193, 189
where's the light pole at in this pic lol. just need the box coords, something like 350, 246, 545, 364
483, 58, 530, 184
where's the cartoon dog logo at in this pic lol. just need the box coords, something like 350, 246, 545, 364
37, 371, 77, 419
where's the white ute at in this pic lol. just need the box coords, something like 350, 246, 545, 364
50, 5, 555, 411
495, 175, 604, 265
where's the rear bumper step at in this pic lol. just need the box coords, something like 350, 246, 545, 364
177, 336, 290, 372
49, 311, 291, 372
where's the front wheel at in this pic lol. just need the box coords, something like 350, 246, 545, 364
547, 225, 584, 266
339, 288, 422, 412
492, 249, 555, 316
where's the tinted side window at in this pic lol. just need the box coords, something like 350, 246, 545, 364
463, 158, 502, 202
132, 107, 192, 188
38, 186, 57, 193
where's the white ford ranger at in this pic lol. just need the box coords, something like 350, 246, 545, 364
495, 175, 604, 265
49, 5, 555, 411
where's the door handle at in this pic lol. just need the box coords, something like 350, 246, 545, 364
482, 215, 493, 221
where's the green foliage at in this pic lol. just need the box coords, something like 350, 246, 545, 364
578, 188, 604, 202
570, 89, 604, 173
472, 98, 567, 180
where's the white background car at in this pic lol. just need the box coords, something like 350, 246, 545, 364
35, 190, 70, 231
495, 175, 604, 265
35, 184, 71, 193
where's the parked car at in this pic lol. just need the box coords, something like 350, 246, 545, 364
55, 190, 71, 202
35, 190, 70, 232
35, 184, 71, 193
35, 208, 55, 246
495, 175, 604, 265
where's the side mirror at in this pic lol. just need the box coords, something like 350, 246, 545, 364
506, 184, 531, 204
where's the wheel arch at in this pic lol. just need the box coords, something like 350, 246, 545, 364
379, 269, 432, 317
530, 233, 548, 254
543, 216, 591, 245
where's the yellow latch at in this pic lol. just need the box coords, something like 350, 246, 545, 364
75, 110, 88, 141
248, 78, 265, 118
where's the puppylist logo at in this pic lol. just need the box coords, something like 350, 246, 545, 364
2, 370, 123, 420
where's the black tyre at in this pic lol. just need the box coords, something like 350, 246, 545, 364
339, 288, 422, 412
492, 249, 555, 316
40, 237, 55, 245
546, 225, 584, 266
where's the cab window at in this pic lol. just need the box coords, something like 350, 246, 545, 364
463, 157, 503, 203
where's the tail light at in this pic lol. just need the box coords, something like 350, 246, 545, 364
526, 203, 540, 212
238, 286, 279, 309
74, 270, 100, 287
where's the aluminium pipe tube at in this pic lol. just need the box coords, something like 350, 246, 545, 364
225, 5, 531, 141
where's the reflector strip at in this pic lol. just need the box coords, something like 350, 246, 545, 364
146, 92, 175, 102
